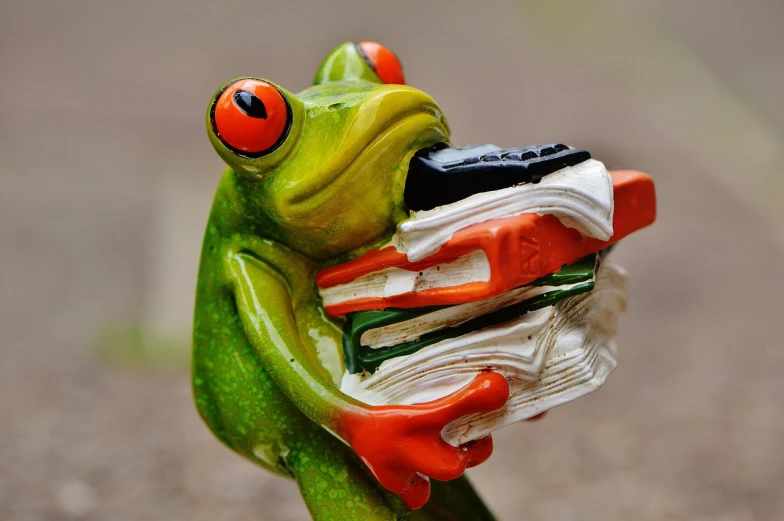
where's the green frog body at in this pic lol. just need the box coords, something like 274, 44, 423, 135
193, 42, 506, 521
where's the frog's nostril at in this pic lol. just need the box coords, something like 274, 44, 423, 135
327, 102, 344, 111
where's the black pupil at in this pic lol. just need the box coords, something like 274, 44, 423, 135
233, 90, 268, 119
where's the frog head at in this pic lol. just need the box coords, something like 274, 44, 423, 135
206, 41, 450, 261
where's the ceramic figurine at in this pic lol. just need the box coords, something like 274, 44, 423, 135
193, 41, 656, 521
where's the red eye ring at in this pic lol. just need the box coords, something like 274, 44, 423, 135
356, 41, 405, 85
210, 78, 292, 158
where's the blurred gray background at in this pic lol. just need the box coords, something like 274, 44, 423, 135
2, 0, 783, 520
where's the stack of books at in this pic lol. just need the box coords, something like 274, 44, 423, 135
317, 155, 655, 444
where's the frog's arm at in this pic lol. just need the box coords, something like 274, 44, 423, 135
225, 233, 509, 509
225, 234, 364, 427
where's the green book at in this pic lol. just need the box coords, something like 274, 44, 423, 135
343, 254, 600, 373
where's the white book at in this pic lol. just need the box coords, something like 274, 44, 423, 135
395, 158, 614, 262
340, 264, 628, 446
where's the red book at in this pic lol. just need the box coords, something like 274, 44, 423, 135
317, 170, 656, 317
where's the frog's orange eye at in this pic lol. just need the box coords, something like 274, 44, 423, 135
210, 78, 291, 157
356, 41, 405, 85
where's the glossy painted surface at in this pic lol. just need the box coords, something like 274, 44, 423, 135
340, 371, 509, 509
210, 78, 292, 156
193, 40, 655, 521
356, 41, 406, 85
194, 41, 503, 521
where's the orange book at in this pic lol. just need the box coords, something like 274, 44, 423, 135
317, 170, 655, 317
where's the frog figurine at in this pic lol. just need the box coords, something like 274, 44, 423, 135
193, 41, 656, 521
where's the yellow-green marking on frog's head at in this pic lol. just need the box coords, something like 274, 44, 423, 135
206, 42, 451, 261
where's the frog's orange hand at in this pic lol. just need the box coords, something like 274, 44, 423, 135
339, 371, 509, 510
